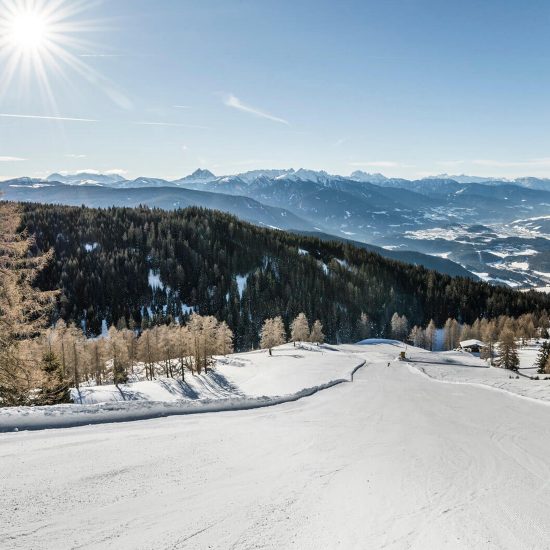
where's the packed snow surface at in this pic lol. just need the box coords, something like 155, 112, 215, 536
0, 344, 363, 431
2, 342, 550, 549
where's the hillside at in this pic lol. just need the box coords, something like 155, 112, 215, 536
5, 170, 550, 289
0, 180, 314, 232
294, 230, 477, 279
19, 202, 550, 349
3, 341, 550, 549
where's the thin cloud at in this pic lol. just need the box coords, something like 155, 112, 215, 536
134, 121, 209, 129
65, 154, 87, 159
223, 94, 289, 125
57, 169, 127, 176
473, 158, 550, 168
438, 158, 550, 169
349, 161, 400, 168
0, 156, 26, 162
437, 160, 466, 167
173, 105, 192, 109
79, 54, 125, 58
0, 113, 97, 122
214, 159, 275, 168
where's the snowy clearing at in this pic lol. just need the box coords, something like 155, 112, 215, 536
2, 342, 550, 549
404, 347, 550, 404
0, 344, 364, 432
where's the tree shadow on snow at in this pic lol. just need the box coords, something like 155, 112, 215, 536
207, 370, 244, 397
157, 378, 200, 400
413, 358, 489, 369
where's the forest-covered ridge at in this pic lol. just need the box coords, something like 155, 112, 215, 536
17, 202, 550, 349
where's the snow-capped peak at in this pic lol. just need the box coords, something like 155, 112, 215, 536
349, 171, 388, 184
173, 168, 217, 185
47, 172, 126, 186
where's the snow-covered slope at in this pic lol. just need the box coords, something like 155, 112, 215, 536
2, 341, 550, 549
73, 343, 361, 404
0, 344, 365, 431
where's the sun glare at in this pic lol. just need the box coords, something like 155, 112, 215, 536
0, 0, 110, 109
9, 11, 48, 51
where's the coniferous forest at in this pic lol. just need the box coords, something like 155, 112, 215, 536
19, 202, 550, 350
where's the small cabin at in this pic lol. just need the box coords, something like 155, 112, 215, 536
459, 339, 487, 353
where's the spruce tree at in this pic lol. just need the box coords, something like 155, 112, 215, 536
496, 329, 520, 371
39, 351, 70, 405
535, 342, 550, 374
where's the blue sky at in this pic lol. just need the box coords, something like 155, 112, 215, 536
1, 0, 550, 180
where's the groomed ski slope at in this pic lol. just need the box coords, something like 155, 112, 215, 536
2, 341, 550, 549
0, 344, 365, 431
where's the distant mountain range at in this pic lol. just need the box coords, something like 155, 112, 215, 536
3, 168, 550, 289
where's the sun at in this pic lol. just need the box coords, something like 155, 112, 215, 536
0, 1, 129, 111
8, 10, 49, 52
0, 0, 102, 107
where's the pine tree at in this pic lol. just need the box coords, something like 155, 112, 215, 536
188, 314, 204, 373
409, 326, 425, 348
107, 326, 129, 385
38, 351, 70, 405
310, 320, 325, 344
137, 327, 157, 380
201, 316, 219, 374
481, 319, 498, 364
87, 338, 107, 385
357, 312, 371, 341
260, 316, 286, 355
425, 319, 437, 351
290, 313, 310, 345
390, 313, 409, 342
0, 202, 56, 405
174, 325, 192, 381
216, 321, 234, 356
496, 329, 519, 371
535, 342, 550, 374
443, 318, 461, 350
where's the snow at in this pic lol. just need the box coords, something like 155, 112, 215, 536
508, 261, 529, 270
318, 260, 329, 274
236, 275, 247, 298
402, 343, 550, 404
471, 271, 522, 288
357, 338, 401, 345
530, 286, 550, 294
459, 338, 485, 348
181, 303, 194, 314
3, 342, 550, 549
71, 344, 361, 405
0, 344, 364, 432
148, 269, 164, 291
430, 251, 452, 259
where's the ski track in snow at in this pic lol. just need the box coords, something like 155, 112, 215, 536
2, 342, 550, 549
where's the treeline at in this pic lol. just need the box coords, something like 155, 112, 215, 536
19, 202, 550, 349
389, 311, 550, 371
393, 311, 548, 350
4, 309, 324, 406
1, 202, 326, 407
15, 314, 234, 405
